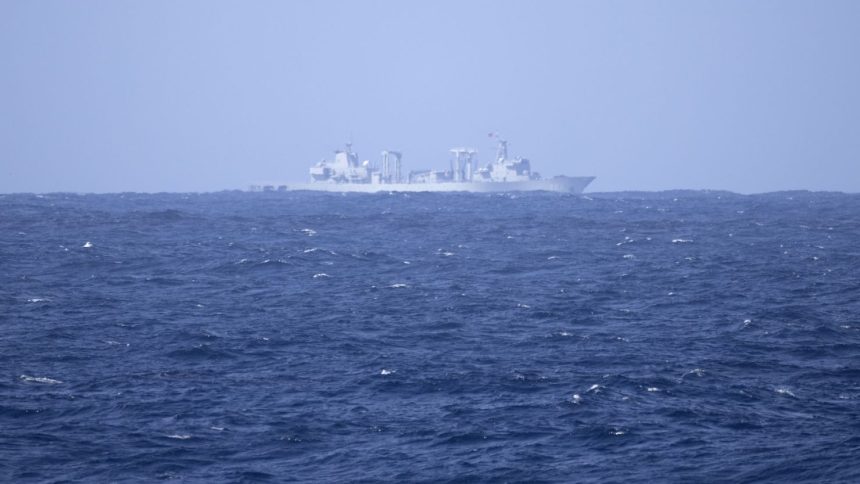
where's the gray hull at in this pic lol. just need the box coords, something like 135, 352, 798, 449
285, 176, 595, 194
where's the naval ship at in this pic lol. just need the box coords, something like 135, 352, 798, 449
250, 135, 594, 194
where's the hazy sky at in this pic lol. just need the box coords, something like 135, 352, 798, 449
2, 0, 859, 193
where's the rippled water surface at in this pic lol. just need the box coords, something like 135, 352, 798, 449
2, 191, 859, 482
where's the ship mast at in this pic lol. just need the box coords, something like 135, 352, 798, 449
489, 132, 508, 162
496, 139, 507, 162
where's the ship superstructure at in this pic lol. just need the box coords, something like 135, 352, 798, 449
251, 136, 594, 194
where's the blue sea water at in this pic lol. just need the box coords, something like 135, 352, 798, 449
1, 190, 859, 483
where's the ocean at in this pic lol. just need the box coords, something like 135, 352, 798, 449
2, 190, 859, 482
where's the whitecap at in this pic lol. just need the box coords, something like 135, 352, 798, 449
313, 273, 330, 279
300, 228, 316, 236
82, 241, 93, 248
20, 375, 62, 384
380, 369, 395, 375
623, 254, 634, 259
388, 283, 408, 288
571, 394, 582, 404
672, 239, 693, 244
587, 384, 602, 393
516, 303, 531, 309
646, 387, 659, 392
684, 368, 705, 378
547, 256, 559, 260
27, 298, 48, 303
210, 426, 225, 431
775, 386, 796, 397
166, 434, 191, 440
